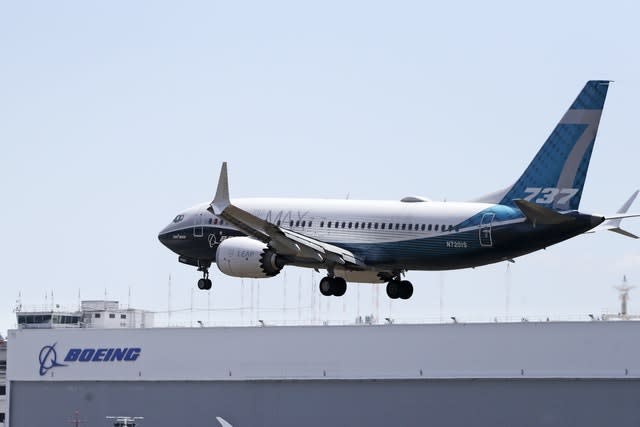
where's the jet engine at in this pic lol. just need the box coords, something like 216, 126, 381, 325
215, 237, 283, 278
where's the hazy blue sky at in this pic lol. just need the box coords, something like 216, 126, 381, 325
2, 1, 640, 334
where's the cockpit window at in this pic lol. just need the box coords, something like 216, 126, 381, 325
173, 214, 185, 223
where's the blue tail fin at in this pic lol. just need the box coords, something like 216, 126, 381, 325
497, 80, 610, 211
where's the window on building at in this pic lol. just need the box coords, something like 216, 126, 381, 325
121, 314, 127, 319
109, 313, 115, 319
0, 412, 5, 422
0, 385, 6, 396
95, 313, 101, 318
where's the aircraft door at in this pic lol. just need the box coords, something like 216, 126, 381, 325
479, 213, 495, 247
194, 212, 204, 237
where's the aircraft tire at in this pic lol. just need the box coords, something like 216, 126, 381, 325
386, 280, 400, 299
332, 277, 347, 296
399, 280, 413, 299
197, 278, 207, 290
319, 277, 333, 296
204, 278, 213, 290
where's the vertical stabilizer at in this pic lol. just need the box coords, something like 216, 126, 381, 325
478, 81, 610, 210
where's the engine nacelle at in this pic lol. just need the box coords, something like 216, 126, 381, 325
215, 237, 283, 278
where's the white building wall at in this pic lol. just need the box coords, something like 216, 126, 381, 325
7, 321, 640, 383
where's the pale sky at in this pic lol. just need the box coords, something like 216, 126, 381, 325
2, 1, 640, 335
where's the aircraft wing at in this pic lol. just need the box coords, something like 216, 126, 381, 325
208, 163, 362, 267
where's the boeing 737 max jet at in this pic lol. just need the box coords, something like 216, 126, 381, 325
159, 80, 638, 299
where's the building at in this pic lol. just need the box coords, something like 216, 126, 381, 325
6, 321, 640, 426
0, 335, 6, 427
16, 300, 153, 329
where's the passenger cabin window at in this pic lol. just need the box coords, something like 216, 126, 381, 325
309, 221, 312, 227
381, 223, 385, 230
277, 220, 281, 226
290, 220, 294, 227
341, 222, 346, 228
301, 221, 306, 227
428, 224, 432, 231
401, 224, 406, 230
328, 221, 332, 228
435, 224, 439, 231
348, 222, 352, 229
421, 224, 425, 231
368, 222, 372, 229
355, 222, 359, 229
296, 220, 300, 227
320, 221, 324, 227
374, 223, 379, 229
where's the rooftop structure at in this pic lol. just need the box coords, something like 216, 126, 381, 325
15, 300, 153, 329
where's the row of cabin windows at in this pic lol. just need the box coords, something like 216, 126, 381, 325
207, 215, 455, 233
274, 219, 456, 232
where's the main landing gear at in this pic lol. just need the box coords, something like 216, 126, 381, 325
197, 265, 212, 290
319, 276, 347, 297
318, 275, 414, 300
386, 279, 413, 300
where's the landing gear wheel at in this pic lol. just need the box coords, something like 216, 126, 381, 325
332, 277, 347, 297
319, 277, 333, 296
386, 280, 400, 299
399, 280, 413, 299
319, 276, 348, 296
196, 262, 212, 290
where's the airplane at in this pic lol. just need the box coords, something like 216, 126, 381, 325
158, 80, 638, 300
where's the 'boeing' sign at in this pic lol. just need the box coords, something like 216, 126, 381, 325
39, 344, 142, 376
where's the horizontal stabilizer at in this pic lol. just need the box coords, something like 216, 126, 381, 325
514, 199, 573, 225
608, 227, 639, 239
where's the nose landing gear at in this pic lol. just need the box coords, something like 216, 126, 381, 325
197, 264, 212, 290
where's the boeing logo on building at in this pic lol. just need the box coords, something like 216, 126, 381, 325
38, 343, 67, 376
38, 343, 142, 376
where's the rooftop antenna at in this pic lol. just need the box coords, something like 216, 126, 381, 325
168, 274, 172, 327
15, 291, 22, 313
615, 275, 635, 318
128, 286, 132, 309
68, 410, 88, 427
505, 263, 512, 320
